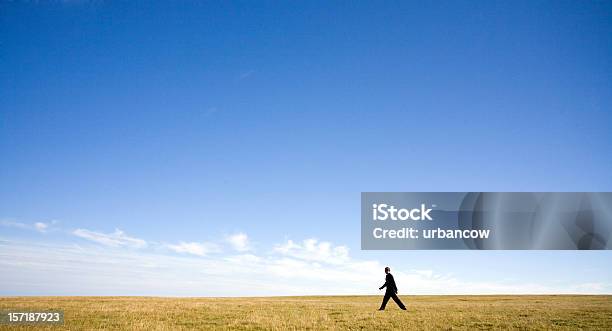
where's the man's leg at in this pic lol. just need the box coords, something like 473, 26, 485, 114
379, 293, 391, 310
391, 293, 407, 310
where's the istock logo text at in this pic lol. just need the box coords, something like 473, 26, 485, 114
372, 203, 433, 221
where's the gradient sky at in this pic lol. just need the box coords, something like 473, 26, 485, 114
1, 1, 612, 296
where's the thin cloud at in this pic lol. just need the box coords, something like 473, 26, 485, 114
204, 107, 218, 117
165, 242, 220, 256
72, 228, 146, 248
1, 219, 52, 233
238, 70, 254, 81
0, 220, 29, 230
34, 222, 48, 233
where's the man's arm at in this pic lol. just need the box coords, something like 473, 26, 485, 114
379, 275, 389, 290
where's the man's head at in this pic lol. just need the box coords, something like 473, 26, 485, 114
384, 267, 390, 274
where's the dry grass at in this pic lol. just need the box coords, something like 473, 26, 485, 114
1, 295, 611, 330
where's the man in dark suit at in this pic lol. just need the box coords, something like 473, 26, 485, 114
378, 266, 407, 310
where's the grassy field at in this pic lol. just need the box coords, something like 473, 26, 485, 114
1, 295, 611, 330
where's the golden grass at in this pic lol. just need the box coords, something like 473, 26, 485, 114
1, 295, 611, 330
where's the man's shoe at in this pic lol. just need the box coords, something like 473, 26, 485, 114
378, 309, 384, 311
401, 307, 407, 310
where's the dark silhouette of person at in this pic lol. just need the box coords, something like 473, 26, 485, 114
378, 266, 407, 310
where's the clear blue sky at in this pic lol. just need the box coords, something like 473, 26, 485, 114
1, 1, 611, 296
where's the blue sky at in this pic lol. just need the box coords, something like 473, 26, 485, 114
1, 1, 612, 296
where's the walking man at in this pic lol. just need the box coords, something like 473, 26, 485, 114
378, 266, 407, 310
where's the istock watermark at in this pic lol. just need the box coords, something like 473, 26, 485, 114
361, 192, 612, 250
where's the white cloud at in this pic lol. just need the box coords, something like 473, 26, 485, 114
226, 233, 250, 252
2, 237, 609, 297
72, 229, 146, 248
166, 242, 220, 257
2, 229, 612, 296
274, 238, 349, 265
